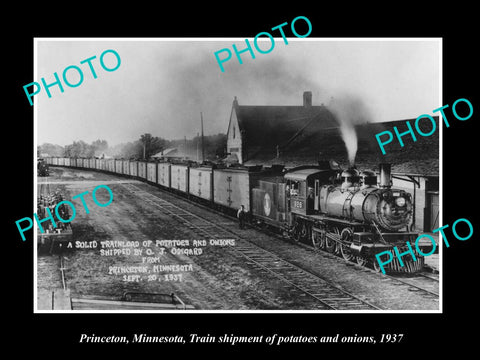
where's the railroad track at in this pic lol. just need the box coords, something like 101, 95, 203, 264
121, 182, 382, 311
293, 236, 440, 299
384, 272, 439, 297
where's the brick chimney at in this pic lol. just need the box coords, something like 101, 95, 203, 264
303, 91, 312, 107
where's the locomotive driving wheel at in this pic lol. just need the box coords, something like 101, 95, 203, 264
311, 229, 325, 250
325, 227, 339, 254
339, 228, 355, 262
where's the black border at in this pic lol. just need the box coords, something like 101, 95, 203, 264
7, 5, 479, 354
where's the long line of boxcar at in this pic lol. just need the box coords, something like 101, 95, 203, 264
44, 157, 284, 217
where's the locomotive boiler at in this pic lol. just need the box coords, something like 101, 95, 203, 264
318, 164, 413, 232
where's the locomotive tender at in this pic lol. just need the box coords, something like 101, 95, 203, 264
44, 157, 432, 273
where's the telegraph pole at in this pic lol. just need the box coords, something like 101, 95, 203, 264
200, 112, 205, 163
196, 132, 200, 162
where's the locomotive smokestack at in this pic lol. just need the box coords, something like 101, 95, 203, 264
379, 163, 392, 188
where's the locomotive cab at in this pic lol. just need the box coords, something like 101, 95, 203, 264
284, 167, 337, 215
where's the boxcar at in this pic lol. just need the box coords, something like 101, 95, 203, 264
213, 166, 283, 213
138, 161, 147, 180
106, 159, 115, 172
157, 163, 171, 188
96, 158, 104, 171
188, 166, 213, 201
88, 158, 95, 169
122, 160, 130, 176
82, 158, 89, 168
147, 162, 157, 183
52, 157, 59, 166
129, 161, 138, 178
115, 159, 123, 174
213, 168, 251, 212
64, 157, 71, 167
170, 164, 189, 193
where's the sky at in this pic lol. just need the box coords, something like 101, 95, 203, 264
36, 38, 440, 147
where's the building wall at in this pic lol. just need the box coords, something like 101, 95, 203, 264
227, 108, 243, 163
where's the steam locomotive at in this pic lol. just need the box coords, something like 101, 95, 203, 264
44, 157, 431, 273
252, 162, 431, 272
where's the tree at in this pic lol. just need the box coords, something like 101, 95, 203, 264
38, 143, 64, 157
91, 139, 108, 155
63, 140, 92, 157
139, 133, 166, 159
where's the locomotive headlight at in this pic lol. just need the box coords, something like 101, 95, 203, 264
395, 197, 406, 207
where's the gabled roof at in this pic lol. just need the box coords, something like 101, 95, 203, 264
232, 98, 338, 160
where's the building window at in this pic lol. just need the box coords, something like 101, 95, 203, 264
233, 125, 236, 139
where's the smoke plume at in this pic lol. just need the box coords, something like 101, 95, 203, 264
328, 94, 373, 166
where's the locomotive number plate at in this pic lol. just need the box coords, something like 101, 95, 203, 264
292, 200, 303, 209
